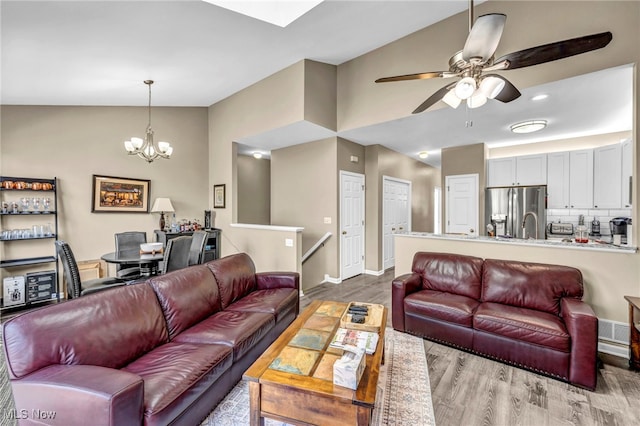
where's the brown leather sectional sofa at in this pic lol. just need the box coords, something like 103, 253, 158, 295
2, 253, 299, 425
392, 251, 598, 390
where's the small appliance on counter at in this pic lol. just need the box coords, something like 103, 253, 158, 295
610, 217, 632, 244
546, 222, 574, 239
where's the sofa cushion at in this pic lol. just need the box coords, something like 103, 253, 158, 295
474, 302, 571, 352
174, 310, 275, 361
206, 253, 257, 309
3, 283, 168, 379
482, 259, 583, 316
404, 289, 479, 327
148, 265, 222, 339
412, 252, 484, 300
122, 342, 232, 426
225, 288, 298, 322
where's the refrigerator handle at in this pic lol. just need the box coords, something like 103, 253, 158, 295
507, 187, 513, 236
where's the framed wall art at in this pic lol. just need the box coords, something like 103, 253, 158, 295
92, 175, 150, 213
213, 184, 226, 209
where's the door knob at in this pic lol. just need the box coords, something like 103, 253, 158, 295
469, 228, 475, 233
342, 231, 347, 235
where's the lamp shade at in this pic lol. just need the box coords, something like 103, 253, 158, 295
151, 198, 175, 213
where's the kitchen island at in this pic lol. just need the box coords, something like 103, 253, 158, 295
394, 232, 639, 357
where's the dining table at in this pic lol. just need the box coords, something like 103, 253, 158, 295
101, 249, 165, 278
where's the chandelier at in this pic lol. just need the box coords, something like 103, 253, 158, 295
124, 80, 173, 163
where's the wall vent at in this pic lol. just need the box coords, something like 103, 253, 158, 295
598, 318, 629, 345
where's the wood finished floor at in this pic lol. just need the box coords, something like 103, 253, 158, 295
301, 269, 640, 426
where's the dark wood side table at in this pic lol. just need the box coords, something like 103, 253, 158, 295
624, 295, 640, 370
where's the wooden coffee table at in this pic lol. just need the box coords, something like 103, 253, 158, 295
244, 300, 387, 426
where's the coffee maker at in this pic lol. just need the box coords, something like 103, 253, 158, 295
610, 217, 631, 244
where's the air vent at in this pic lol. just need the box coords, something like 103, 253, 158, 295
598, 319, 629, 345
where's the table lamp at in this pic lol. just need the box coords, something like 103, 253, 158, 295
151, 198, 175, 231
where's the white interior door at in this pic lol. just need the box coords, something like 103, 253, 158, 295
445, 174, 478, 235
340, 171, 365, 280
383, 176, 411, 270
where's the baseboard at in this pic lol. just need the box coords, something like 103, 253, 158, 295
598, 341, 629, 359
322, 274, 342, 284
364, 269, 385, 276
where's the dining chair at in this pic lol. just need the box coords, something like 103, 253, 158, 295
188, 230, 209, 266
160, 236, 192, 274
115, 231, 147, 279
55, 240, 125, 299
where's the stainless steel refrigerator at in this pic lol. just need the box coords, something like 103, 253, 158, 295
485, 186, 547, 239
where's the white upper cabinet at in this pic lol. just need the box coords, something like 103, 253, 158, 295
487, 154, 546, 187
569, 149, 594, 209
516, 154, 547, 186
593, 143, 622, 209
547, 152, 570, 209
621, 139, 632, 208
487, 157, 516, 187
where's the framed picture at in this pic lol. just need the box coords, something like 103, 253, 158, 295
213, 184, 226, 209
92, 175, 150, 213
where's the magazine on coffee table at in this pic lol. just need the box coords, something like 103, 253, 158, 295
329, 327, 379, 354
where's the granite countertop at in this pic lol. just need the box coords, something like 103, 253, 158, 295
399, 232, 637, 254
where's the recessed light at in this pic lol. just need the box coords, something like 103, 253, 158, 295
531, 94, 548, 101
418, 151, 429, 159
510, 120, 547, 134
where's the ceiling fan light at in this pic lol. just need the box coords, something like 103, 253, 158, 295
454, 77, 476, 100
510, 120, 547, 134
442, 89, 462, 108
479, 76, 505, 99
467, 91, 487, 108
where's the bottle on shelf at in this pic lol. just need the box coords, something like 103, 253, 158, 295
170, 213, 178, 233
590, 216, 601, 236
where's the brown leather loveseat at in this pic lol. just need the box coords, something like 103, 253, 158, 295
2, 253, 299, 425
392, 252, 598, 390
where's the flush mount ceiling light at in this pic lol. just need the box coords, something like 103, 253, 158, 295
203, 0, 324, 27
253, 152, 263, 159
418, 151, 429, 159
510, 120, 547, 134
124, 80, 173, 163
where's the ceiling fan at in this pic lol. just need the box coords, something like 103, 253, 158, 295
375, 0, 612, 114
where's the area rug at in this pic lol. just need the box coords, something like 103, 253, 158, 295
200, 328, 435, 425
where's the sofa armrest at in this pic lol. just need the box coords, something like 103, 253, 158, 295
11, 364, 143, 426
256, 272, 300, 291
561, 298, 598, 390
392, 273, 422, 332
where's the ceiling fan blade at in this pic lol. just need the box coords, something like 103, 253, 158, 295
495, 31, 612, 70
375, 71, 454, 83
484, 74, 521, 102
412, 83, 456, 114
463, 13, 506, 62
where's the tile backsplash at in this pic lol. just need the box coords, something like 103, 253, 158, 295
546, 208, 632, 236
